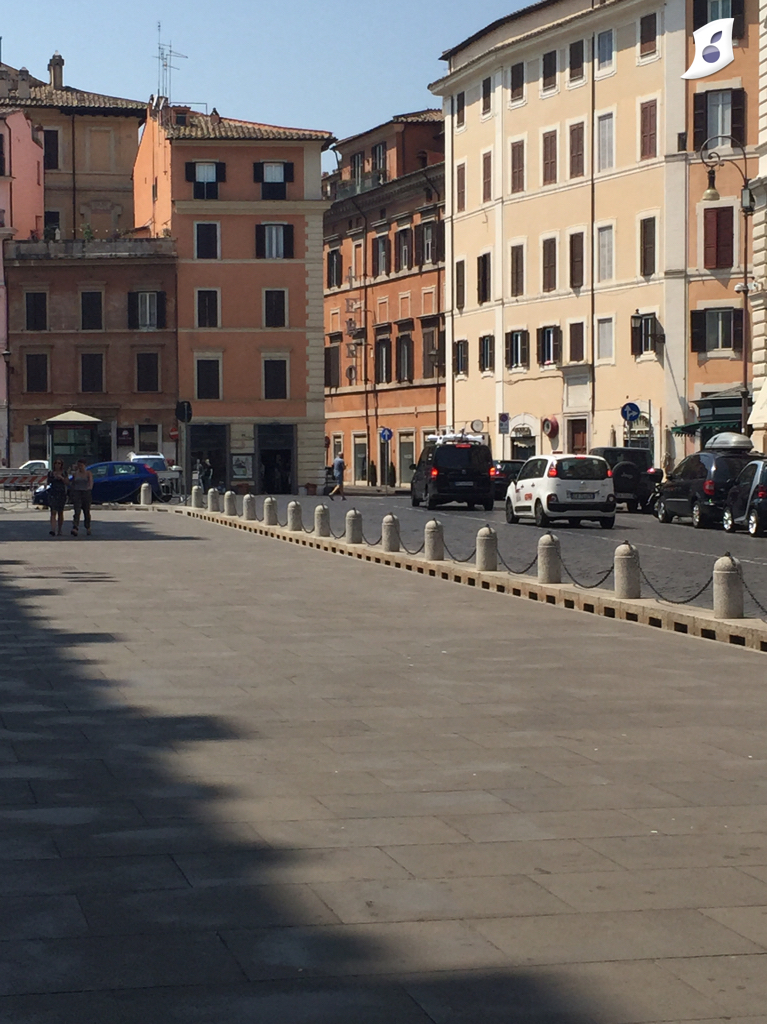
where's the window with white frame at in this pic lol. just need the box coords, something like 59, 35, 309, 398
264, 162, 286, 184
707, 91, 731, 148
706, 308, 734, 350
350, 152, 364, 184
423, 223, 434, 263
708, 0, 731, 19
479, 334, 494, 372
598, 225, 614, 281
538, 326, 560, 365
138, 291, 157, 329
597, 30, 614, 69
265, 224, 285, 259
597, 114, 614, 170
597, 317, 614, 359
505, 330, 529, 369
454, 339, 469, 375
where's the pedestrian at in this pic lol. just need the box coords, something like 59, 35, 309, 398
200, 458, 213, 494
329, 451, 346, 500
70, 459, 93, 537
46, 459, 68, 537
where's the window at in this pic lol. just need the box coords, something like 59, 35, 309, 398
598, 225, 614, 280
631, 314, 660, 356
482, 77, 492, 114
81, 352, 104, 392
569, 322, 585, 362
81, 291, 103, 331
479, 335, 495, 372
327, 249, 343, 288
511, 245, 524, 297
477, 253, 492, 304
372, 142, 387, 180
264, 290, 287, 327
25, 293, 47, 331
511, 141, 525, 193
456, 91, 465, 127
597, 114, 614, 171
372, 235, 389, 276
186, 161, 225, 200
704, 207, 734, 269
25, 353, 48, 392
43, 129, 59, 170
195, 223, 219, 259
43, 210, 60, 240
256, 223, 294, 259
28, 424, 47, 460
138, 425, 159, 453
690, 308, 743, 352
505, 330, 529, 369
482, 152, 492, 203
542, 131, 557, 184
708, 0, 732, 22
253, 161, 294, 200
569, 123, 585, 177
325, 345, 340, 388
640, 13, 657, 56
396, 335, 414, 382
395, 228, 412, 272
455, 260, 466, 309
536, 326, 562, 365
542, 238, 557, 292
375, 338, 392, 383
570, 232, 584, 288
350, 152, 364, 184
456, 164, 466, 212
707, 90, 731, 148
136, 352, 159, 392
640, 101, 657, 159
196, 358, 221, 399
597, 30, 614, 69
509, 64, 525, 103
197, 290, 219, 328
415, 221, 440, 266
640, 217, 656, 276
542, 50, 557, 90
264, 358, 288, 399
454, 339, 469, 375
128, 291, 166, 330
694, 89, 745, 150
569, 40, 584, 81
422, 328, 444, 378
597, 317, 614, 359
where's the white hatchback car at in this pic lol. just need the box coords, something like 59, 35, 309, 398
505, 453, 616, 529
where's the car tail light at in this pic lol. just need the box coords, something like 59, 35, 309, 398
756, 486, 767, 500
430, 467, 439, 479
703, 479, 715, 496
606, 469, 612, 478
547, 464, 558, 478
490, 466, 497, 477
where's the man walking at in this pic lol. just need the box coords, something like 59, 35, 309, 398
329, 451, 346, 501
70, 459, 93, 537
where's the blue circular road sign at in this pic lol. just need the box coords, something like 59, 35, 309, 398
621, 402, 641, 423
380, 427, 393, 442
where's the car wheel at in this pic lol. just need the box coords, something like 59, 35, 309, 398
748, 508, 764, 537
656, 498, 672, 524
505, 499, 518, 524
426, 493, 438, 511
600, 516, 616, 530
568, 518, 581, 528
483, 498, 494, 512
691, 501, 707, 529
627, 500, 640, 514
411, 487, 420, 507
722, 507, 736, 533
534, 501, 550, 528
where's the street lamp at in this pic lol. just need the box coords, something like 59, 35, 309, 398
700, 136, 755, 434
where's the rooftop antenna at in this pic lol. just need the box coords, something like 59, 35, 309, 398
156, 22, 187, 104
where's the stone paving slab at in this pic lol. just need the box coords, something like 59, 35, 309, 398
0, 510, 766, 1022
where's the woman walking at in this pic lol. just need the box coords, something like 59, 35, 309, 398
46, 459, 68, 537
70, 459, 93, 537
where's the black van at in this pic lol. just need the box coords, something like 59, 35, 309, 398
411, 435, 494, 511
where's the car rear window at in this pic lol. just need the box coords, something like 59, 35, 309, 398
434, 445, 491, 470
557, 457, 609, 481
593, 449, 651, 471
713, 456, 755, 483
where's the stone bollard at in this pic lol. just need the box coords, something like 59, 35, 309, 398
314, 504, 330, 537
345, 507, 363, 544
140, 482, 152, 505
614, 541, 641, 599
191, 485, 203, 509
243, 494, 256, 521
207, 488, 219, 513
382, 514, 400, 553
424, 519, 444, 561
476, 526, 498, 572
537, 532, 562, 584
714, 554, 744, 620
223, 490, 237, 517
263, 496, 278, 526
287, 500, 303, 532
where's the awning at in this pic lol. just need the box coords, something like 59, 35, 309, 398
748, 379, 767, 428
671, 417, 741, 436
45, 410, 102, 424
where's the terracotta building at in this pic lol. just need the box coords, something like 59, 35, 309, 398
133, 98, 333, 493
323, 111, 445, 486
4, 237, 177, 466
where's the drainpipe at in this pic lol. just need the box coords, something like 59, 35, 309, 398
7, 118, 13, 231
589, 30, 597, 435
71, 115, 76, 239
420, 168, 443, 435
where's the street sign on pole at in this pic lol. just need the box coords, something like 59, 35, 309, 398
621, 402, 641, 423
499, 413, 510, 435
380, 427, 393, 442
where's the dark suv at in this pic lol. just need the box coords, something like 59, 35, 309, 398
411, 435, 494, 511
656, 433, 762, 529
589, 447, 662, 512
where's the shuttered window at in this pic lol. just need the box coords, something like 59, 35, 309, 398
264, 359, 288, 400
640, 101, 657, 159
511, 141, 524, 193
196, 359, 220, 400
136, 352, 159, 392
455, 260, 466, 309
482, 152, 492, 203
542, 238, 557, 292
477, 253, 492, 304
456, 164, 466, 212
569, 322, 585, 362
456, 92, 465, 127
454, 339, 469, 375
479, 335, 495, 373
569, 123, 584, 178
26, 292, 47, 331
511, 245, 524, 297
703, 207, 734, 269
505, 331, 529, 369
542, 131, 557, 185
598, 226, 614, 281
542, 51, 557, 90
569, 40, 584, 81
25, 353, 48, 392
81, 353, 104, 393
195, 223, 219, 259
324, 345, 340, 388
640, 14, 657, 56
264, 290, 287, 328
640, 217, 656, 276
482, 77, 492, 114
81, 292, 103, 330
597, 114, 614, 171
510, 62, 524, 101
569, 232, 584, 288
197, 290, 219, 328
327, 249, 343, 288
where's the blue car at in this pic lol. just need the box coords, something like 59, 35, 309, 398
34, 461, 163, 507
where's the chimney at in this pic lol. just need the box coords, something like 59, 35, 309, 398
16, 67, 30, 99
0, 71, 9, 99
48, 52, 64, 90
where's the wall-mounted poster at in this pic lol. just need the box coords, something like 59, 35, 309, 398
117, 427, 135, 448
232, 454, 253, 480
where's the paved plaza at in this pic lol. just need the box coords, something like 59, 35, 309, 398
0, 508, 766, 1022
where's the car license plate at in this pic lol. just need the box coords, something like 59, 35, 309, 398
455, 481, 473, 487
568, 491, 595, 500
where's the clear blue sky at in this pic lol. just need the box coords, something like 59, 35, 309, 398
1, 0, 522, 165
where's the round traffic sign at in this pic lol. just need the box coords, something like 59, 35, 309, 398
380, 427, 393, 442
621, 402, 641, 423
169, 426, 179, 441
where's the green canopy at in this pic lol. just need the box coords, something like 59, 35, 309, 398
671, 418, 742, 436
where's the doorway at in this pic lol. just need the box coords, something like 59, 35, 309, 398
353, 435, 367, 484
190, 424, 228, 490
257, 424, 295, 494
398, 433, 415, 485
568, 418, 588, 454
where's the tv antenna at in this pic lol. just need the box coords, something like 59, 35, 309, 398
157, 22, 187, 104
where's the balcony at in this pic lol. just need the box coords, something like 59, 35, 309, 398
4, 238, 177, 261
331, 171, 388, 202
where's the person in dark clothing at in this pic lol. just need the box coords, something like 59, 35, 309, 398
70, 459, 93, 537
46, 459, 68, 536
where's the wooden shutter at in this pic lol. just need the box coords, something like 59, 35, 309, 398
690, 309, 707, 352
255, 225, 266, 259
414, 224, 424, 266
519, 330, 530, 368
703, 208, 719, 269
569, 40, 584, 79
253, 162, 264, 182
482, 152, 492, 202
717, 207, 734, 268
504, 332, 513, 369
456, 91, 465, 126
371, 238, 379, 277
569, 123, 584, 178
511, 245, 524, 296
511, 141, 524, 193
693, 0, 707, 28
543, 238, 556, 292
185, 162, 195, 182
640, 13, 656, 55
283, 224, 294, 259
631, 319, 643, 356
394, 232, 402, 273
215, 162, 226, 182
156, 291, 167, 329
435, 220, 445, 262
510, 62, 524, 101
640, 101, 657, 159
569, 322, 584, 362
569, 233, 584, 289
477, 256, 483, 303
542, 50, 557, 89
456, 164, 466, 211
384, 238, 391, 274
732, 0, 745, 38
552, 326, 562, 365
284, 163, 294, 183
455, 260, 465, 308
542, 131, 557, 185
127, 292, 139, 330
732, 308, 744, 351
731, 89, 746, 147
478, 338, 485, 371
536, 328, 546, 365
693, 93, 707, 152
640, 218, 656, 276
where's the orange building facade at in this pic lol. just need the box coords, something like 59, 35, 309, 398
323, 111, 446, 486
134, 99, 332, 492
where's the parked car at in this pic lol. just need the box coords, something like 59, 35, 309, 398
34, 461, 163, 507
491, 460, 524, 500
411, 433, 494, 511
656, 433, 762, 529
127, 452, 171, 472
505, 453, 616, 528
589, 447, 663, 512
723, 459, 767, 537
19, 459, 50, 475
